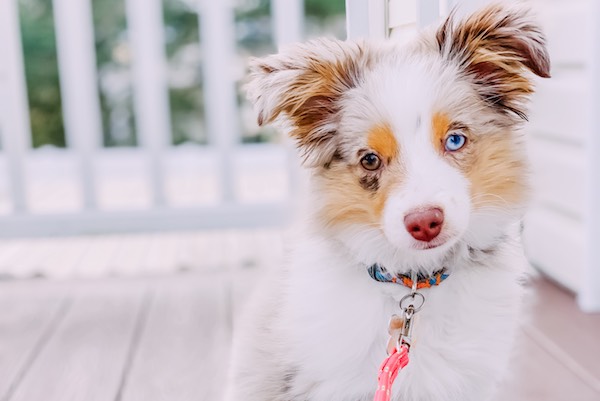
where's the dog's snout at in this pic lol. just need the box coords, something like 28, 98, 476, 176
404, 207, 444, 242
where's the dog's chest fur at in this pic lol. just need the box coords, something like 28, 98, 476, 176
227, 232, 527, 401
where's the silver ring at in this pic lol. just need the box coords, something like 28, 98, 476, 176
399, 292, 425, 313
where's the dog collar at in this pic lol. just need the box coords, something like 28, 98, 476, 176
367, 264, 449, 289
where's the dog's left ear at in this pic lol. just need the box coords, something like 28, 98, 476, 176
437, 4, 550, 120
246, 39, 377, 166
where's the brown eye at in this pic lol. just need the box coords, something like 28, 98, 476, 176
360, 153, 382, 171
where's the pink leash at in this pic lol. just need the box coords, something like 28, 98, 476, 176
372, 283, 423, 401
370, 269, 437, 401
373, 345, 409, 401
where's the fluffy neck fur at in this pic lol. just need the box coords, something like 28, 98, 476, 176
278, 221, 526, 401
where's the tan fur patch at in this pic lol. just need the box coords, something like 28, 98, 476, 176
431, 112, 450, 150
367, 124, 398, 161
430, 110, 527, 209
249, 39, 380, 164
436, 4, 550, 120
317, 161, 404, 228
464, 133, 528, 208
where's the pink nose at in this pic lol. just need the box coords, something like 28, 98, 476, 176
404, 207, 444, 242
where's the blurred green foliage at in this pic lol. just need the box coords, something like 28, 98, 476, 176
305, 0, 345, 17
19, 0, 65, 148
163, 0, 205, 145
18, 0, 345, 148
91, 0, 137, 147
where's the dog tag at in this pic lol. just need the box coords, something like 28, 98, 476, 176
386, 315, 403, 355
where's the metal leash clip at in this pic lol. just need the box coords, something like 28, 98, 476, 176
397, 271, 425, 350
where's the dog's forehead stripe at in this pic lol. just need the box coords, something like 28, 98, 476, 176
431, 112, 450, 150
367, 124, 398, 161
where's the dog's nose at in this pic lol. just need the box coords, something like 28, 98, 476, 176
404, 207, 444, 242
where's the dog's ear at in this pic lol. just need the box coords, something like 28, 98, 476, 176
246, 39, 376, 166
436, 4, 550, 120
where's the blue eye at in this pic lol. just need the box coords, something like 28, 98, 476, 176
444, 133, 467, 151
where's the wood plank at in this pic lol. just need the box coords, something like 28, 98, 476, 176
254, 229, 285, 271
176, 231, 231, 273
74, 236, 121, 279
492, 326, 599, 401
0, 240, 27, 278
2, 238, 58, 279
0, 282, 68, 400
107, 234, 152, 276
524, 278, 600, 389
44, 237, 92, 279
120, 275, 229, 401
141, 233, 181, 275
172, 232, 202, 272
9, 281, 148, 401
2, 236, 92, 279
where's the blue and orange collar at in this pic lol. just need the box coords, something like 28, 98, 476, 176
367, 264, 449, 289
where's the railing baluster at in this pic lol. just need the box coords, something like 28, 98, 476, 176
125, 0, 171, 206
418, 0, 440, 28
0, 0, 31, 213
200, 0, 238, 203
346, 0, 389, 40
447, 0, 492, 17
346, 0, 372, 40
53, 0, 103, 210
272, 0, 304, 199
272, 0, 303, 47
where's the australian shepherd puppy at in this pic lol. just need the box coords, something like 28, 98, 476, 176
225, 4, 550, 401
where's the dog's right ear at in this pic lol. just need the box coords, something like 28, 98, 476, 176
246, 39, 376, 166
436, 4, 550, 121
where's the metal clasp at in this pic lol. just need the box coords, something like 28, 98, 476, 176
398, 271, 424, 349
399, 305, 415, 349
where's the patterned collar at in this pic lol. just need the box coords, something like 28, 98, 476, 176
367, 264, 450, 289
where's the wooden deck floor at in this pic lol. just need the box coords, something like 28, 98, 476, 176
0, 273, 598, 401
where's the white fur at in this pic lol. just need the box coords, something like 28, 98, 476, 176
226, 4, 546, 400
224, 226, 528, 401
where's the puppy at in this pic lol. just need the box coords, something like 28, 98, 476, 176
225, 4, 550, 401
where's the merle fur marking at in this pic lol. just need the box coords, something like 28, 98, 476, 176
359, 175, 379, 192
281, 367, 298, 395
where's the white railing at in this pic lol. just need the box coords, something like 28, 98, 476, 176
0, 0, 303, 237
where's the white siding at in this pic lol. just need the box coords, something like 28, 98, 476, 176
524, 0, 594, 309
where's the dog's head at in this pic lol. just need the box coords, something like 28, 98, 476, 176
247, 4, 549, 269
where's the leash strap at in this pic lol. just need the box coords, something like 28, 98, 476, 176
373, 271, 425, 401
373, 345, 409, 401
